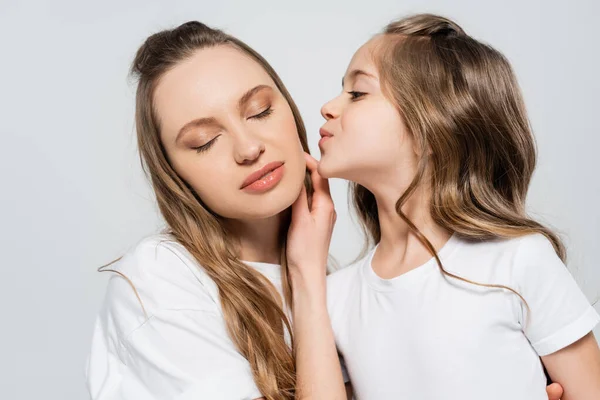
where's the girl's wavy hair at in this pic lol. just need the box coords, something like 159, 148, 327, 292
352, 14, 565, 302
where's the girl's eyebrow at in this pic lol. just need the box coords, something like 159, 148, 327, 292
342, 69, 377, 87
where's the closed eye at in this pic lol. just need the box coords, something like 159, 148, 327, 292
249, 107, 273, 120
192, 135, 220, 153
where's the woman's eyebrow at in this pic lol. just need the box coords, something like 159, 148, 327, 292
175, 117, 218, 144
238, 84, 272, 111
175, 85, 273, 144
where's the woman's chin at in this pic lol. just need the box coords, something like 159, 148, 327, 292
250, 186, 302, 220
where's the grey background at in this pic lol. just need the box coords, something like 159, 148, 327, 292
0, 0, 598, 398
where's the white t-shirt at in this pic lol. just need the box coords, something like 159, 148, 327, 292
85, 234, 285, 400
327, 233, 599, 400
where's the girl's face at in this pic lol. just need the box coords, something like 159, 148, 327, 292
153, 45, 306, 220
318, 38, 419, 193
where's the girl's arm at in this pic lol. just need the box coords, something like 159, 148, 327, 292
511, 234, 599, 399
287, 153, 346, 400
542, 331, 600, 400
291, 275, 346, 399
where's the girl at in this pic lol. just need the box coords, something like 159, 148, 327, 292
289, 14, 600, 400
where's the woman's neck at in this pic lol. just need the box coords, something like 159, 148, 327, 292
225, 211, 287, 265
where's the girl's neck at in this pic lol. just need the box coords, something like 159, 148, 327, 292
371, 184, 452, 278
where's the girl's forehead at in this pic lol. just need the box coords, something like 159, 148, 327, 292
348, 38, 385, 71
344, 46, 381, 86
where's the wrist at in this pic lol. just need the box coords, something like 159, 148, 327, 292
288, 263, 326, 286
290, 270, 327, 303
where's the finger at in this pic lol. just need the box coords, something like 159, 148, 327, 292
304, 152, 331, 194
304, 153, 332, 212
290, 184, 309, 223
546, 383, 563, 400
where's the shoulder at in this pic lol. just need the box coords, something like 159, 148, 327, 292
451, 233, 560, 270
458, 233, 565, 289
116, 234, 196, 279
512, 233, 562, 265
508, 233, 568, 292
474, 232, 558, 260
99, 234, 221, 337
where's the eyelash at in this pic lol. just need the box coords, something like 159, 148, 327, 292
192, 107, 273, 154
249, 106, 273, 120
348, 91, 366, 100
193, 135, 220, 153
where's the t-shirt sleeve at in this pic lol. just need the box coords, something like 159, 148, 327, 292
86, 238, 263, 400
513, 234, 600, 356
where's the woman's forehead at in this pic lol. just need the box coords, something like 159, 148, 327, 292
155, 45, 274, 106
153, 46, 277, 134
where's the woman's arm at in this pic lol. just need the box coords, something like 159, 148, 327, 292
542, 331, 600, 400
287, 153, 346, 400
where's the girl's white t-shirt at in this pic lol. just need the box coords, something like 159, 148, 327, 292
85, 234, 284, 400
327, 233, 599, 400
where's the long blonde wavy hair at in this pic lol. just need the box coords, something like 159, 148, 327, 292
352, 14, 565, 297
128, 21, 312, 399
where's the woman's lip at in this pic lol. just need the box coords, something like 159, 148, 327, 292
240, 161, 285, 190
241, 164, 285, 194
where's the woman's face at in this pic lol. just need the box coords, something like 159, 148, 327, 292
318, 38, 418, 192
154, 45, 306, 220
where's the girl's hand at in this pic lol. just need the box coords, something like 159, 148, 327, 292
546, 382, 563, 400
286, 152, 336, 292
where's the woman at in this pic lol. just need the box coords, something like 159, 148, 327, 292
86, 21, 310, 399
290, 13, 600, 400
